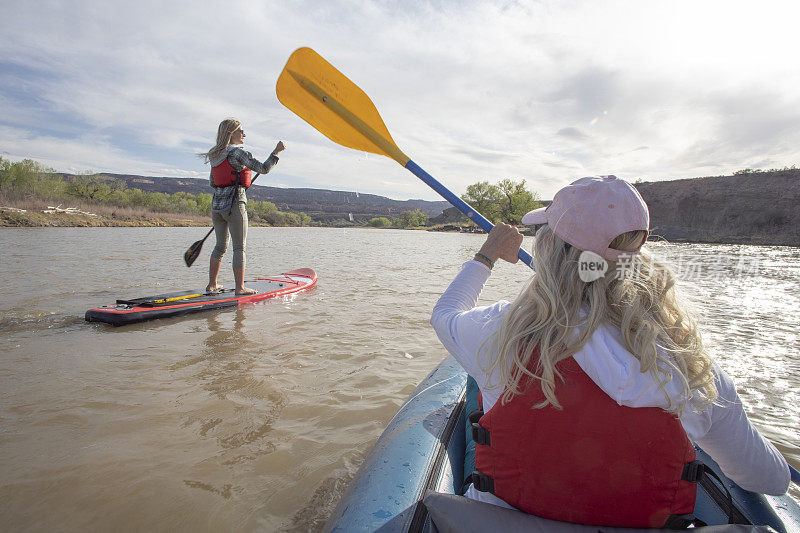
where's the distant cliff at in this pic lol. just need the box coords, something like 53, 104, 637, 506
634, 169, 799, 246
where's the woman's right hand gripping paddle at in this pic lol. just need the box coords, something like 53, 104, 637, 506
479, 222, 525, 265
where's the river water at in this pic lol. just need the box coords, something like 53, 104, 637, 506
0, 227, 797, 531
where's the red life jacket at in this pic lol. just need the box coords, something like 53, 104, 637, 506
211, 158, 252, 188
471, 349, 699, 528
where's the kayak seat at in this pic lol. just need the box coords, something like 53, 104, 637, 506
422, 491, 778, 533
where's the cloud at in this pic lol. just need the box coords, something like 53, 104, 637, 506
0, 124, 185, 176
557, 127, 589, 140
452, 147, 512, 163
1, 0, 799, 200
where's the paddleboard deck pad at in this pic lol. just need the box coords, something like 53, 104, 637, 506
85, 268, 316, 326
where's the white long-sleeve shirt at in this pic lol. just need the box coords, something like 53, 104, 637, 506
430, 260, 790, 503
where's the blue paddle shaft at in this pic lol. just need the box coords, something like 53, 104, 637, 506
405, 160, 534, 269
792, 465, 800, 485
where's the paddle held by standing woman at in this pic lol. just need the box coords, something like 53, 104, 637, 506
199, 118, 285, 295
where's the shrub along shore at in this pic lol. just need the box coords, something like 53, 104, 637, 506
0, 201, 437, 229
0, 157, 313, 228
0, 157, 450, 229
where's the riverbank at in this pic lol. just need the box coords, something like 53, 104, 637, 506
0, 200, 427, 230
3, 206, 798, 248
0, 205, 415, 229
3, 198, 798, 248
0, 203, 207, 228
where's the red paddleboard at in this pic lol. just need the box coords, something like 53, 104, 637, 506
85, 268, 316, 326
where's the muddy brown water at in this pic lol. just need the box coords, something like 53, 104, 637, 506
0, 227, 797, 531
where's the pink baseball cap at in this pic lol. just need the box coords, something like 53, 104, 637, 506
521, 176, 649, 261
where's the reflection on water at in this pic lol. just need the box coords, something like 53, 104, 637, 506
0, 228, 797, 531
647, 243, 800, 470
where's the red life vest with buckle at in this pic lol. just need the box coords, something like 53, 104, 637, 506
471, 348, 699, 528
211, 158, 252, 188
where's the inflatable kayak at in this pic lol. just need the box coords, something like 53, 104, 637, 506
85, 268, 316, 326
324, 355, 800, 532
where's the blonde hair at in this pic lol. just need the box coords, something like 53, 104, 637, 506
488, 225, 718, 413
198, 118, 241, 163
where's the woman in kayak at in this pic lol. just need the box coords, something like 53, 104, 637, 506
200, 118, 285, 295
430, 176, 789, 528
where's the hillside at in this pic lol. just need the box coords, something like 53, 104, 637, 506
634, 169, 799, 246
91, 173, 449, 224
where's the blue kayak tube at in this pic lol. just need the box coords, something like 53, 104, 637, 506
323, 355, 800, 533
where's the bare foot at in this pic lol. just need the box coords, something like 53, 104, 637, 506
235, 287, 258, 296
206, 284, 223, 294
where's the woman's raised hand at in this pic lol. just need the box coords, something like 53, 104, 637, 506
274, 141, 286, 154
478, 222, 524, 264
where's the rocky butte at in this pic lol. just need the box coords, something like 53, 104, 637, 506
634, 169, 798, 247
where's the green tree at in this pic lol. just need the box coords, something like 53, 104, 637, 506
0, 156, 8, 189
0, 158, 59, 199
247, 200, 278, 222
461, 181, 502, 222
66, 174, 119, 202
496, 178, 541, 224
0, 157, 317, 226
195, 193, 212, 215
460, 178, 541, 224
367, 217, 392, 227
394, 209, 428, 228
276, 211, 312, 227
9, 159, 40, 196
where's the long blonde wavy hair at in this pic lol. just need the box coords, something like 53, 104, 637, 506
198, 118, 241, 164
487, 225, 718, 413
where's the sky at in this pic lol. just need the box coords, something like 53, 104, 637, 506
1, 0, 799, 201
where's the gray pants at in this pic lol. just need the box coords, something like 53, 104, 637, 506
211, 201, 248, 270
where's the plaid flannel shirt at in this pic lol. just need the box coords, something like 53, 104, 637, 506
210, 146, 279, 213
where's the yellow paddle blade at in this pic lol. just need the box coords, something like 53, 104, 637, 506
276, 47, 410, 166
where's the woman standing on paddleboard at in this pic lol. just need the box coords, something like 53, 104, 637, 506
431, 176, 789, 528
200, 118, 285, 295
